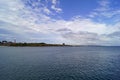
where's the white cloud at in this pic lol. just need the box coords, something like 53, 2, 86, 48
43, 7, 51, 15
52, 0, 57, 4
89, 0, 120, 18
97, 0, 110, 11
51, 0, 62, 13
51, 5, 62, 13
1, 0, 120, 45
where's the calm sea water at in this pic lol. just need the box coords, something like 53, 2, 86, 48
0, 46, 120, 80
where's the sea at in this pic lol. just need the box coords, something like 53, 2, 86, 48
0, 46, 120, 80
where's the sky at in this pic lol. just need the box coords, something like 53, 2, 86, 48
1, 0, 120, 45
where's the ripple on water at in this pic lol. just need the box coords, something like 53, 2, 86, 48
0, 47, 120, 80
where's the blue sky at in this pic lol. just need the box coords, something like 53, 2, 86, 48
1, 0, 120, 45
60, 0, 99, 19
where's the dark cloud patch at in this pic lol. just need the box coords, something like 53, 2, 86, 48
61, 31, 101, 45
107, 31, 120, 38
56, 28, 72, 32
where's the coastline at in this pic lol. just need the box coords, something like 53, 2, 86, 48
0, 42, 70, 47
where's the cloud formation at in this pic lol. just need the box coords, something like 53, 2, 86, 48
0, 0, 120, 45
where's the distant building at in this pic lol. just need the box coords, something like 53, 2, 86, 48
62, 43, 65, 46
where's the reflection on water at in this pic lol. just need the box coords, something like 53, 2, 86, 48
0, 47, 120, 80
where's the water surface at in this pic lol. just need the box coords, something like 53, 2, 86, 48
0, 46, 120, 80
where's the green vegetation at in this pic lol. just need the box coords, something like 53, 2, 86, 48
0, 41, 69, 47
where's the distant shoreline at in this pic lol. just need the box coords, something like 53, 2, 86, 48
0, 42, 70, 47
1, 41, 120, 47
0, 43, 100, 47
